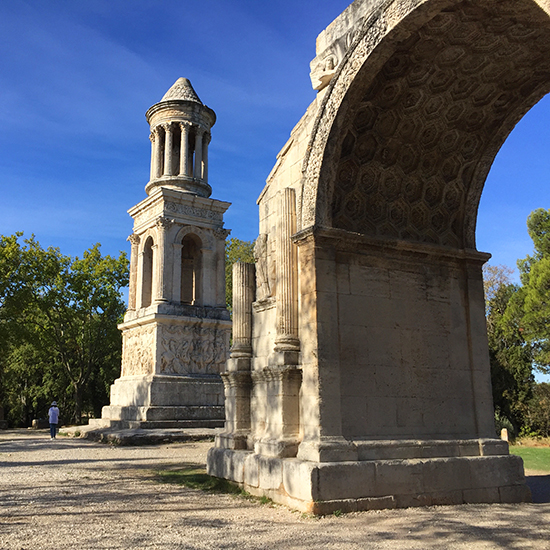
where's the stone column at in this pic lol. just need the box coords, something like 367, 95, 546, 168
127, 233, 140, 311
202, 132, 211, 184
194, 129, 204, 180
231, 263, 255, 358
153, 127, 162, 180
171, 242, 183, 303
179, 122, 191, 177
136, 249, 146, 309
217, 262, 255, 450
214, 229, 230, 307
149, 132, 156, 182
154, 217, 172, 302
201, 247, 215, 306
273, 187, 300, 361
255, 188, 302, 458
164, 123, 174, 176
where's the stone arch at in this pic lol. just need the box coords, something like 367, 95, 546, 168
174, 225, 213, 249
180, 233, 202, 305
173, 226, 212, 306
140, 235, 154, 308
301, 0, 550, 248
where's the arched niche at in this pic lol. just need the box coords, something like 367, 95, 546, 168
180, 233, 203, 305
302, 0, 550, 248
141, 236, 154, 308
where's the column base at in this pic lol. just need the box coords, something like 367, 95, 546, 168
215, 431, 249, 450
297, 436, 359, 462
254, 437, 300, 458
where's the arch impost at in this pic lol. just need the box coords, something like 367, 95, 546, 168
292, 225, 492, 264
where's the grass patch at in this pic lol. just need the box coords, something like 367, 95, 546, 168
156, 466, 280, 508
156, 467, 244, 494
510, 445, 550, 473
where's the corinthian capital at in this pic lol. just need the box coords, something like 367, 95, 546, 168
156, 217, 174, 231
128, 233, 141, 246
214, 228, 231, 240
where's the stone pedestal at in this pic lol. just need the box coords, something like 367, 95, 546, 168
208, 440, 529, 514
100, 308, 230, 429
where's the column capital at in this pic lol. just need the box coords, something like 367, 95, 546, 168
213, 228, 231, 241
128, 233, 141, 246
179, 121, 193, 131
156, 217, 174, 231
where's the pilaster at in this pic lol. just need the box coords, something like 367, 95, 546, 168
272, 187, 300, 364
154, 217, 172, 303
127, 233, 140, 311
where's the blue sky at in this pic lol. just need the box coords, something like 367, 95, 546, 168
2, 0, 549, 271
2, 0, 550, 382
0, 0, 353, 259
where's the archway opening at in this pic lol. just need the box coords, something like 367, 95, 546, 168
141, 236, 154, 308
181, 233, 202, 305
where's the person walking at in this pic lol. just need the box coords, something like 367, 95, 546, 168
48, 401, 59, 439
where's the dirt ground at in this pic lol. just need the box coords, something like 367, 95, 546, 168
1, 430, 549, 550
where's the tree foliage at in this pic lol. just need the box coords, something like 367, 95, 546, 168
225, 237, 255, 311
513, 209, 550, 374
483, 208, 550, 438
0, 234, 129, 426
485, 279, 534, 436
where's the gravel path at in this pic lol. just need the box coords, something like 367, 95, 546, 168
1, 430, 549, 550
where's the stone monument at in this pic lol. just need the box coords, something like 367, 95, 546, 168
98, 78, 231, 429
208, 0, 550, 513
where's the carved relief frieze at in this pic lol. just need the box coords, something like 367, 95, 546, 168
133, 203, 164, 229
121, 325, 156, 376
254, 233, 277, 301
165, 201, 222, 222
159, 323, 230, 376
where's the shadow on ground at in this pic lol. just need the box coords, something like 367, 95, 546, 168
526, 475, 550, 503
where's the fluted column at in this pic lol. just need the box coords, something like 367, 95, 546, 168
179, 122, 191, 177
154, 217, 172, 302
194, 128, 204, 179
149, 133, 156, 181
274, 188, 300, 356
217, 261, 255, 451
163, 123, 174, 176
202, 132, 211, 184
127, 234, 140, 311
153, 127, 162, 179
230, 262, 255, 360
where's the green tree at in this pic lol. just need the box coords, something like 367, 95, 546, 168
0, 234, 129, 425
483, 264, 514, 307
485, 280, 534, 436
225, 237, 255, 311
513, 209, 550, 374
524, 382, 550, 437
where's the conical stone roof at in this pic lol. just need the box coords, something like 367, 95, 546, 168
161, 77, 203, 104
